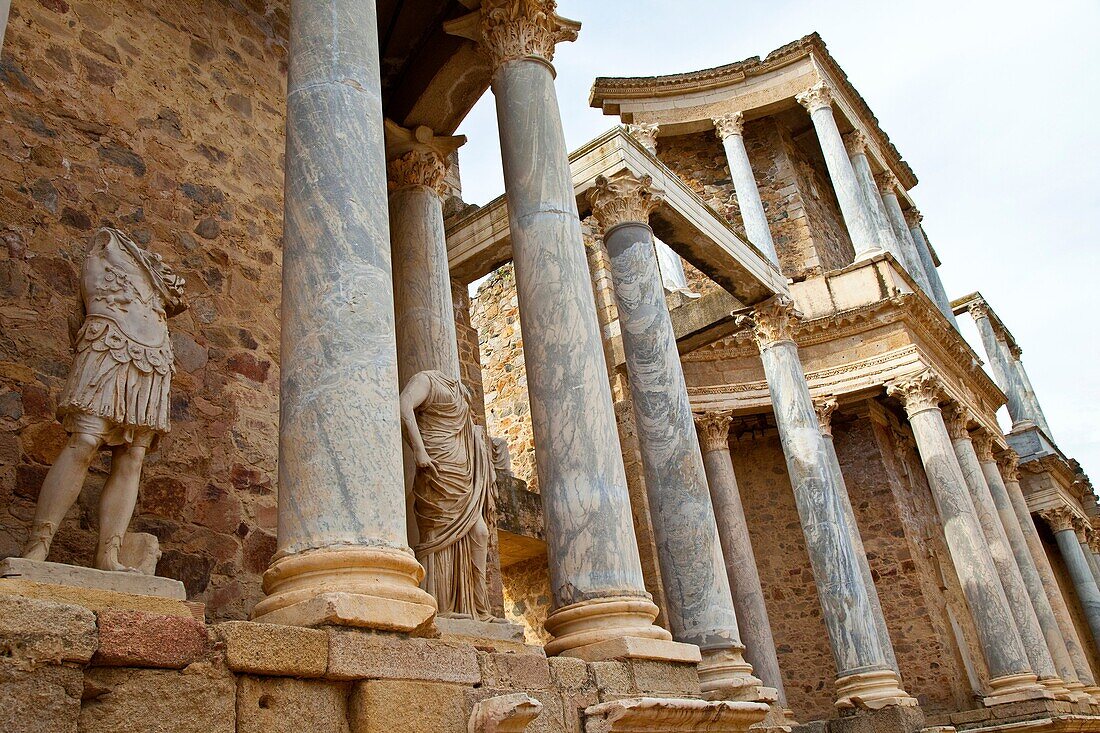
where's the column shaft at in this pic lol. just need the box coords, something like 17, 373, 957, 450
1081, 538, 1100, 591
1009, 351, 1054, 439
905, 216, 958, 329
845, 136, 905, 264
968, 303, 1031, 430
714, 114, 779, 266
254, 0, 435, 630
1048, 515, 1100, 648
879, 185, 933, 295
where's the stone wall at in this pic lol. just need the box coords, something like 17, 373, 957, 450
0, 0, 290, 621
501, 555, 552, 646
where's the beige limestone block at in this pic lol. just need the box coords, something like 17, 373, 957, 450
327, 630, 480, 683
479, 651, 552, 690
0, 593, 97, 665
0, 578, 193, 618
214, 621, 328, 678
79, 665, 236, 733
559, 637, 700, 665
349, 679, 469, 733
548, 657, 592, 691
627, 661, 700, 697
0, 558, 185, 599
0, 661, 83, 733
237, 676, 350, 733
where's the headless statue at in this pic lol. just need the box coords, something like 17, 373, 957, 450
400, 370, 495, 621
22, 227, 186, 572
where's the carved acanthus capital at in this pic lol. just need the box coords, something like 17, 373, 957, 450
384, 121, 464, 195
876, 172, 901, 198
887, 370, 945, 416
1040, 506, 1078, 534
903, 208, 923, 229
972, 430, 997, 464
694, 411, 733, 453
445, 0, 580, 71
625, 123, 659, 154
996, 449, 1020, 481
713, 112, 745, 140
843, 130, 868, 158
735, 294, 802, 347
966, 299, 990, 322
1089, 532, 1100, 555
813, 397, 838, 438
796, 82, 833, 114
941, 402, 971, 441
1007, 341, 1023, 360
587, 170, 664, 230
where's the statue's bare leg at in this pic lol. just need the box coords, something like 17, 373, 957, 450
94, 443, 146, 572
469, 515, 493, 621
22, 432, 103, 561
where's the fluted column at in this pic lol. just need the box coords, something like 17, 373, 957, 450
739, 297, 914, 710
713, 112, 779, 266
695, 411, 787, 705
875, 174, 935, 296
999, 452, 1100, 697
887, 372, 1042, 704
253, 0, 437, 630
1042, 508, 1100, 649
843, 132, 906, 265
966, 300, 1033, 432
796, 83, 881, 260
974, 440, 1083, 697
1006, 341, 1054, 440
903, 209, 957, 329
447, 0, 672, 659
943, 409, 1064, 696
386, 122, 465, 385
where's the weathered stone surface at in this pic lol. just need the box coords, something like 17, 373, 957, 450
480, 651, 552, 690
0, 593, 97, 664
0, 558, 184, 599
79, 665, 236, 733
327, 631, 480, 683
548, 656, 592, 691
628, 660, 700, 697
215, 621, 328, 677
0, 660, 83, 733
237, 675, 349, 733
93, 609, 208, 669
349, 679, 469, 733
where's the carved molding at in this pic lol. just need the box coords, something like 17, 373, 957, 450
843, 130, 868, 158
813, 396, 838, 438
445, 0, 581, 71
997, 449, 1021, 482
737, 294, 802, 348
887, 370, 945, 416
942, 401, 970, 441
694, 411, 733, 453
625, 123, 659, 154
587, 170, 664, 230
1040, 506, 1077, 534
713, 111, 745, 140
796, 82, 833, 114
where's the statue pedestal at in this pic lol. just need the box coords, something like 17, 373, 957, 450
434, 615, 529, 652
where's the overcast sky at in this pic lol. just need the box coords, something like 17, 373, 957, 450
454, 1, 1100, 479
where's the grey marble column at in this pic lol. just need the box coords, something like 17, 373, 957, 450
713, 112, 780, 266
903, 209, 958, 330
876, 175, 935, 296
843, 132, 906, 266
796, 83, 881, 260
252, 0, 437, 630
999, 453, 1100, 697
589, 171, 767, 699
740, 297, 914, 710
386, 122, 465, 385
447, 1, 673, 659
888, 372, 1042, 704
1080, 534, 1100, 591
943, 410, 1064, 695
1007, 342, 1054, 440
1042, 507, 1100, 649
695, 412, 787, 707
966, 300, 1033, 431
0, 0, 10, 55
976, 445, 1083, 695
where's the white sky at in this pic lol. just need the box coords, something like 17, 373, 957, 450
455, 0, 1100, 479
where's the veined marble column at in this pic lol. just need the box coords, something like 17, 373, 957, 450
999, 452, 1100, 698
589, 171, 766, 699
903, 209, 958, 330
813, 398, 899, 676
1041, 508, 1100, 649
712, 112, 779, 266
974, 440, 1083, 697
887, 372, 1042, 704
739, 297, 914, 710
1089, 534, 1100, 590
875, 174, 935, 296
942, 408, 1064, 696
253, 0, 437, 630
966, 301, 1033, 431
695, 412, 787, 707
386, 122, 465, 385
1079, 529, 1100, 593
447, 0, 673, 659
0, 0, 10, 54
843, 132, 906, 265
1006, 341, 1054, 440
796, 83, 881, 260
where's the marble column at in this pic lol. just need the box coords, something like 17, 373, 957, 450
588, 171, 766, 698
1041, 507, 1100, 649
1079, 529, 1100, 592
813, 398, 899, 676
0, 0, 10, 55
903, 209, 958, 330
1089, 534, 1100, 590
712, 112, 779, 266
887, 372, 1042, 704
447, 0, 673, 659
796, 83, 881, 260
875, 174, 935, 296
966, 300, 1033, 431
974, 440, 1084, 696
843, 132, 906, 265
739, 296, 914, 710
695, 411, 787, 707
386, 122, 465, 385
999, 452, 1100, 697
1007, 341, 1054, 440
252, 0, 437, 630
942, 408, 1065, 696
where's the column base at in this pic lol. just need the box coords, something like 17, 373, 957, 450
1038, 675, 1074, 700
698, 647, 775, 703
543, 595, 674, 657
834, 669, 918, 710
251, 545, 437, 632
1083, 684, 1100, 704
982, 672, 1053, 706
1061, 680, 1094, 704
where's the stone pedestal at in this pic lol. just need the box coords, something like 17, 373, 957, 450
1, 557, 185, 599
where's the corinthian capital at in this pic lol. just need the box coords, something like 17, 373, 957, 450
445, 0, 581, 71
876, 172, 901, 197
1040, 506, 1077, 534
384, 121, 464, 195
735, 294, 802, 348
587, 170, 664, 230
941, 402, 971, 441
887, 370, 945, 416
796, 82, 833, 114
713, 112, 745, 140
966, 299, 990, 322
972, 430, 997, 463
996, 449, 1020, 481
843, 130, 867, 157
1089, 531, 1100, 555
813, 397, 838, 438
903, 208, 923, 229
694, 411, 733, 453
626, 123, 659, 154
